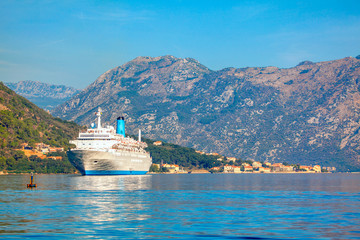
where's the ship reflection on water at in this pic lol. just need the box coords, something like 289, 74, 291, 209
71, 175, 152, 191
70, 175, 153, 223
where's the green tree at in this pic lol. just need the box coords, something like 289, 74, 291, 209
0, 156, 6, 169
160, 166, 169, 172
149, 164, 160, 172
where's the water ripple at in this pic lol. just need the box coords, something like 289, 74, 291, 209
0, 174, 359, 239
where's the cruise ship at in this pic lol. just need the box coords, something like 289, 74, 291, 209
67, 108, 152, 175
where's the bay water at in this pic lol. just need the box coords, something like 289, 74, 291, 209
0, 173, 359, 239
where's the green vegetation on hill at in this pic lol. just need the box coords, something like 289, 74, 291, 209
0, 151, 75, 174
0, 82, 83, 173
140, 137, 223, 170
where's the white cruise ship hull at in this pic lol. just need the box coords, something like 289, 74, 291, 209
68, 149, 152, 175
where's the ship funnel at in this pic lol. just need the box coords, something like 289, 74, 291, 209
116, 116, 125, 137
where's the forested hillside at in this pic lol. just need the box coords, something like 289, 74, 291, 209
142, 138, 222, 170
0, 82, 82, 173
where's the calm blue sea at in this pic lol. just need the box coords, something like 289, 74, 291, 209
0, 173, 359, 239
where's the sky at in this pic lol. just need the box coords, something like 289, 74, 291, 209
0, 0, 360, 89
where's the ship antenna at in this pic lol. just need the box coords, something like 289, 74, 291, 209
96, 107, 102, 129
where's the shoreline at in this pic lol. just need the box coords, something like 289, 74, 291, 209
0, 172, 79, 175
1, 171, 349, 175
147, 171, 336, 174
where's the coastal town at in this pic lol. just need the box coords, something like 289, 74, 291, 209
9, 140, 337, 175
17, 142, 64, 160
150, 141, 336, 174
151, 161, 336, 174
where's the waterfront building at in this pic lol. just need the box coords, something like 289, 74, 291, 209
244, 166, 253, 172
224, 165, 234, 173
282, 165, 294, 172
271, 163, 294, 172
323, 167, 336, 172
272, 163, 283, 172
300, 166, 313, 171
233, 166, 241, 173
313, 165, 321, 173
259, 167, 271, 173
162, 164, 179, 173
252, 161, 262, 168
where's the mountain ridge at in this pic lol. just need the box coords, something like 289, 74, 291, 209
52, 55, 360, 171
5, 80, 80, 110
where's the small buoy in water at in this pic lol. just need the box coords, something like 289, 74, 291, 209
27, 172, 37, 188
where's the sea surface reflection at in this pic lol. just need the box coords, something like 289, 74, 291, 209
71, 174, 153, 191
0, 173, 359, 239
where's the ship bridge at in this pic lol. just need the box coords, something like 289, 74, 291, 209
78, 127, 117, 140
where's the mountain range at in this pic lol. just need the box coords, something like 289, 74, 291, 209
5, 80, 80, 110
52, 55, 360, 171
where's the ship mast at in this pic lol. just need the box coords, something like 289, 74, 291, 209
96, 107, 102, 129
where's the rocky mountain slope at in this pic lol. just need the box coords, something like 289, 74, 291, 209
53, 55, 360, 171
5, 80, 80, 110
